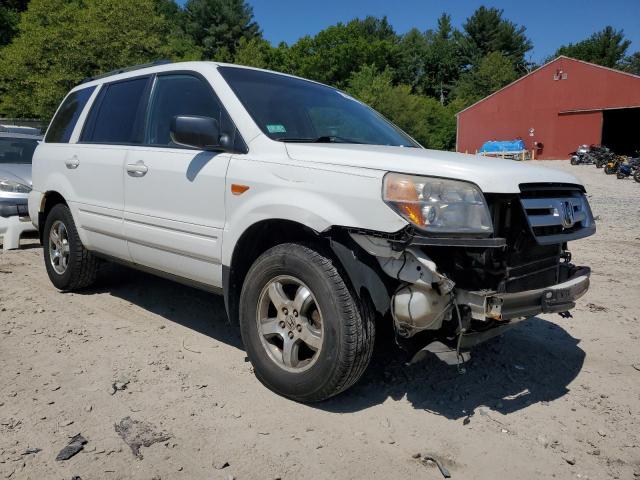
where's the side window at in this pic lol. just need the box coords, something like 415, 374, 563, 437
45, 86, 96, 143
81, 77, 149, 144
145, 74, 237, 148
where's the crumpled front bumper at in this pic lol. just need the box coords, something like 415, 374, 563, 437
456, 266, 591, 322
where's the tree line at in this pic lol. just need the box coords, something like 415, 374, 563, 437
1, 0, 638, 150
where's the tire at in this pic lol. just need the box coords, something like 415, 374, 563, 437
595, 160, 604, 168
239, 243, 375, 402
570, 157, 578, 165
616, 172, 625, 179
604, 166, 616, 175
43, 203, 98, 291
635, 171, 640, 183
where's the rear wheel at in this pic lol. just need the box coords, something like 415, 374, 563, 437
604, 165, 616, 175
239, 243, 375, 402
634, 170, 640, 183
43, 204, 97, 291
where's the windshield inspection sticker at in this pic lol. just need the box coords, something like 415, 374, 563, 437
266, 124, 287, 133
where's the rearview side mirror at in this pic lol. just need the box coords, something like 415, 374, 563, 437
170, 115, 230, 151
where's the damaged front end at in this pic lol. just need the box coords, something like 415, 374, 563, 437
337, 182, 595, 363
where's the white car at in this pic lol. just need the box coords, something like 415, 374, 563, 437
29, 61, 595, 402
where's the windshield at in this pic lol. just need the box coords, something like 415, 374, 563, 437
0, 137, 39, 164
218, 67, 419, 148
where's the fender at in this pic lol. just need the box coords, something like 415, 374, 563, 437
222, 156, 407, 266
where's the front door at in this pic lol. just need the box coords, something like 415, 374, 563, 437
123, 73, 235, 287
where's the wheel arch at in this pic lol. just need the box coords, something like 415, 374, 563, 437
38, 191, 68, 243
223, 218, 392, 324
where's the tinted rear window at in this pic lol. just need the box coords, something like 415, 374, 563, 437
0, 137, 39, 164
45, 87, 96, 143
81, 77, 149, 144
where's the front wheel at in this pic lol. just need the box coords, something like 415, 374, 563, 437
239, 243, 375, 402
604, 165, 616, 175
634, 170, 640, 183
43, 204, 97, 291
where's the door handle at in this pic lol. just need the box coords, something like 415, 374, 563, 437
65, 156, 79, 169
126, 161, 148, 177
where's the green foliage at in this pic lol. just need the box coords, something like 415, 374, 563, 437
183, 0, 260, 61
460, 6, 532, 71
0, 0, 201, 119
281, 17, 399, 87
0, 0, 28, 46
347, 65, 456, 149
622, 52, 640, 75
453, 51, 518, 106
554, 26, 631, 68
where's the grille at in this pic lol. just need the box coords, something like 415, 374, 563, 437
519, 184, 596, 245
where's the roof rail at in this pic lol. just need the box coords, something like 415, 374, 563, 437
81, 60, 172, 84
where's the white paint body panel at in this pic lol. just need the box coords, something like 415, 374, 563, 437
123, 146, 229, 285
30, 61, 585, 290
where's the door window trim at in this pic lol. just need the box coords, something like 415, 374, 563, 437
78, 75, 153, 146
141, 70, 248, 154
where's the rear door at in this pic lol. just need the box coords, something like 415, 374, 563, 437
123, 72, 241, 287
73, 76, 151, 259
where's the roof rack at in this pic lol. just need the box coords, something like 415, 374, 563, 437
81, 60, 172, 84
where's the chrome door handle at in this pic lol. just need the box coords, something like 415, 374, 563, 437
65, 156, 79, 169
126, 161, 148, 177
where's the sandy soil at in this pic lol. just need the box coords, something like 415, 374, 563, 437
1, 160, 639, 480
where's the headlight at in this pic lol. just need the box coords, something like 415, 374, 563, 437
383, 173, 493, 234
0, 178, 31, 194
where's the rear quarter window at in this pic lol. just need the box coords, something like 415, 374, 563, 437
45, 86, 96, 143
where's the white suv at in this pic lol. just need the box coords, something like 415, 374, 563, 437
30, 61, 595, 402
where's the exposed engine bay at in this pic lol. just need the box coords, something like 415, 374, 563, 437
340, 183, 594, 359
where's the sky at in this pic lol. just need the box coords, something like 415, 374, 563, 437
178, 0, 640, 63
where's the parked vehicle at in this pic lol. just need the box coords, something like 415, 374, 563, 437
0, 130, 41, 250
29, 61, 596, 402
570, 144, 592, 165
604, 156, 625, 175
593, 146, 615, 169
616, 157, 640, 179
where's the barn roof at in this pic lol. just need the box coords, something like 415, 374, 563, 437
456, 56, 640, 116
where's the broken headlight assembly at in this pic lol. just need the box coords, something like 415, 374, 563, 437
382, 173, 492, 235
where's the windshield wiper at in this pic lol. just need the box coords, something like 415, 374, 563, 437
275, 136, 363, 144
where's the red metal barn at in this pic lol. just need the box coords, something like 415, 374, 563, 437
456, 56, 640, 159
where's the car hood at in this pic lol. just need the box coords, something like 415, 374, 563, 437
0, 163, 32, 187
285, 144, 581, 193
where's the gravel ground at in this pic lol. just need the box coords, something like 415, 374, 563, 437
1, 160, 639, 480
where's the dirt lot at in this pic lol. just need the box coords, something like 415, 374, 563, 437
1, 160, 639, 480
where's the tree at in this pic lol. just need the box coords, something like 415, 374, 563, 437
453, 51, 518, 106
622, 51, 640, 75
347, 65, 457, 149
460, 6, 532, 72
0, 0, 28, 46
554, 26, 631, 68
233, 37, 274, 69
423, 14, 464, 103
183, 0, 260, 61
283, 17, 399, 87
0, 0, 201, 119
